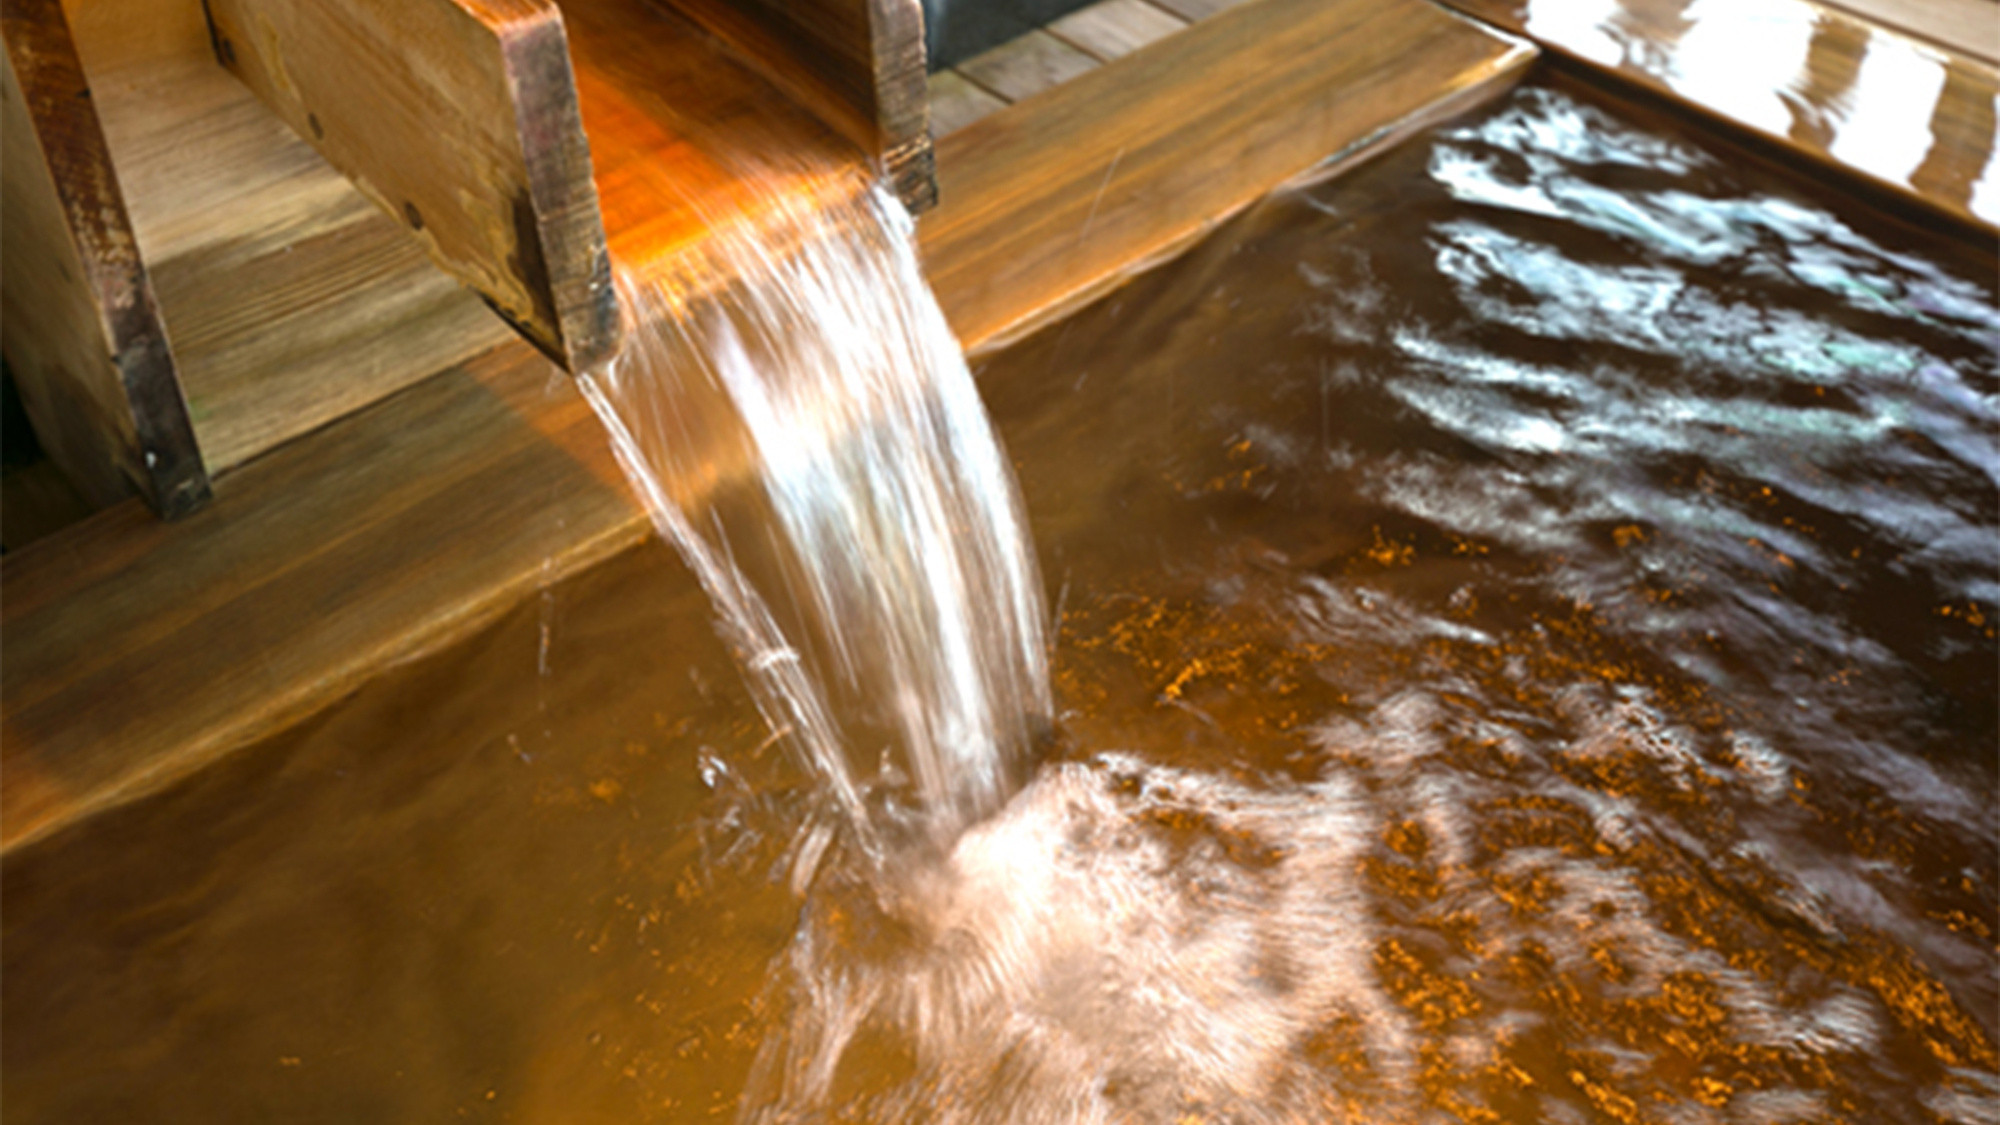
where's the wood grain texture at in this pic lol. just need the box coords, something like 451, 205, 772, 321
1817, 0, 1998, 65
0, 340, 648, 855
660, 0, 937, 211
203, 0, 619, 373
1048, 0, 1187, 62
920, 0, 1539, 354
0, 0, 208, 517
1145, 0, 1251, 21
929, 68, 1010, 134
64, 0, 514, 475
0, 0, 1534, 854
562, 0, 865, 279
957, 28, 1100, 102
1435, 0, 2000, 231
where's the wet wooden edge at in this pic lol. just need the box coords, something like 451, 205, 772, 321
1434, 0, 2000, 234
504, 10, 624, 371
202, 0, 620, 373
918, 0, 1539, 356
659, 0, 936, 212
1814, 0, 1998, 67
0, 0, 209, 517
0, 0, 1530, 856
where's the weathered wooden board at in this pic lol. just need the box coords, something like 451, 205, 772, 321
663, 0, 934, 210
1145, 0, 1249, 22
1817, 0, 1998, 65
64, 0, 514, 475
1047, 0, 1186, 62
1, 0, 1534, 853
929, 68, 1010, 135
203, 0, 619, 373
957, 27, 1100, 102
920, 0, 1539, 353
1435, 0, 2000, 231
0, 0, 208, 517
0, 342, 646, 855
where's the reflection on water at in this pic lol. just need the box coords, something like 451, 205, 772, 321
4, 81, 1995, 1123
1502, 0, 2000, 224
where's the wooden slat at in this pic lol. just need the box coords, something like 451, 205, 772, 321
1817, 0, 1999, 66
0, 0, 1534, 854
1146, 0, 1251, 22
929, 68, 1010, 135
920, 0, 1539, 354
1048, 0, 1188, 62
957, 28, 1101, 103
64, 0, 514, 475
662, 0, 936, 211
0, 0, 208, 517
1435, 0, 2000, 231
203, 0, 620, 373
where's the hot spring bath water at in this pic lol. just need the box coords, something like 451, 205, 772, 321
4, 82, 1992, 1125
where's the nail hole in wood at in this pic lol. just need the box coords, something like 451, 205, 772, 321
404, 201, 425, 231
308, 113, 324, 139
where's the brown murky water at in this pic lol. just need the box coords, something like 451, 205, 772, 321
5, 79, 1994, 1123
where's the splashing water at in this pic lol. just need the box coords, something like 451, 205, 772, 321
3, 82, 1992, 1125
579, 174, 1050, 860
580, 86, 1998, 1125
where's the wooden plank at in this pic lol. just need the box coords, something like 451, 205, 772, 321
930, 68, 1010, 135
202, 0, 618, 374
0, 0, 209, 517
0, 340, 648, 855
560, 0, 866, 279
1146, 0, 1251, 22
920, 0, 1539, 354
0, 0, 1534, 855
957, 28, 1101, 103
1817, 0, 1999, 66
64, 0, 515, 474
662, 0, 936, 211
1048, 0, 1188, 62
1435, 0, 2000, 231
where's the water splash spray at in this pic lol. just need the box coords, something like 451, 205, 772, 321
579, 172, 1050, 861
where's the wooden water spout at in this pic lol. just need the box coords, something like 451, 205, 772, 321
200, 0, 936, 375
0, 0, 1537, 853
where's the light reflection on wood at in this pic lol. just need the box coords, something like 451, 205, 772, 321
1437, 0, 2000, 230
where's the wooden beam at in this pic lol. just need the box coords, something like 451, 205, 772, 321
919, 0, 1539, 353
201, 0, 620, 373
0, 0, 208, 517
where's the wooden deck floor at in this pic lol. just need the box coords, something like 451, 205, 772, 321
930, 0, 1245, 134
0, 0, 1534, 855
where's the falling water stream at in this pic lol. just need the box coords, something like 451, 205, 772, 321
2, 79, 1993, 1125
579, 178, 1049, 861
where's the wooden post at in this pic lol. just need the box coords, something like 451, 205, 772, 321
0, 0, 209, 517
